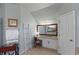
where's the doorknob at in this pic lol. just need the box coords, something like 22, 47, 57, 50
70, 39, 73, 42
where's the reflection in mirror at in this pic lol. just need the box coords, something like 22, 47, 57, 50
37, 24, 57, 36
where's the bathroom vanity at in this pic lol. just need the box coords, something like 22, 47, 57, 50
34, 24, 58, 50
34, 35, 58, 50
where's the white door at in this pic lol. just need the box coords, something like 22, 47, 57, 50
58, 11, 75, 55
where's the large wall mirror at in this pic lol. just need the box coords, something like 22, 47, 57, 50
37, 24, 57, 36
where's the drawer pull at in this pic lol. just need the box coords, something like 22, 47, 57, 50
48, 41, 50, 44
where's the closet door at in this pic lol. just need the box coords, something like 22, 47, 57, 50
58, 11, 75, 55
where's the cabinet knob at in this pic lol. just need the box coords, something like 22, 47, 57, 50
48, 41, 50, 44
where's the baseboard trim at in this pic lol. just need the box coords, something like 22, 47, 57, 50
19, 47, 33, 55
19, 50, 25, 55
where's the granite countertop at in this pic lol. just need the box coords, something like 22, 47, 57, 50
36, 35, 58, 40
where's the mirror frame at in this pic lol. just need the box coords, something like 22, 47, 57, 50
37, 24, 58, 36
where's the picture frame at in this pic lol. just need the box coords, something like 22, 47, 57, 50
8, 19, 18, 27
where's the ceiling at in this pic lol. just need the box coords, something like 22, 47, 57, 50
21, 3, 55, 12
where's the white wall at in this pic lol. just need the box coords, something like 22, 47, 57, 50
0, 4, 2, 16
0, 4, 20, 45
4, 3, 20, 44
0, 4, 5, 46
19, 5, 37, 54
4, 3, 20, 29
0, 4, 8, 45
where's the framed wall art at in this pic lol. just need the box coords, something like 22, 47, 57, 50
8, 19, 18, 27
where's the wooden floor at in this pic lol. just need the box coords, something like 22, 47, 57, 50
23, 47, 59, 55
76, 48, 79, 55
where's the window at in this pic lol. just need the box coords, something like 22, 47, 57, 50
6, 29, 19, 43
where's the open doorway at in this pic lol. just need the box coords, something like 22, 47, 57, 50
23, 11, 76, 55
23, 24, 59, 55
